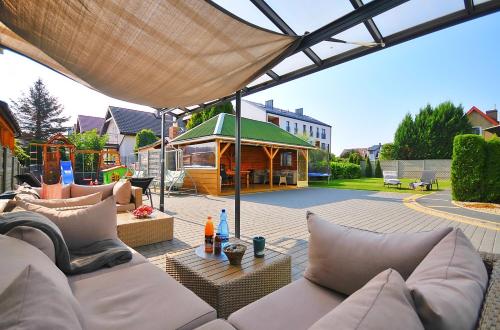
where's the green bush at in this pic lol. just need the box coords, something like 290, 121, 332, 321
364, 157, 373, 177
484, 136, 500, 203
330, 162, 361, 179
451, 134, 486, 201
348, 152, 361, 165
374, 159, 383, 178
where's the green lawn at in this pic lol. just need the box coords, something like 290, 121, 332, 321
309, 178, 451, 194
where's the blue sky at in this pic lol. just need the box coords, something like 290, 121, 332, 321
0, 6, 499, 155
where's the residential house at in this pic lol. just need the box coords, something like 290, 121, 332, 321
367, 143, 382, 161
0, 100, 21, 152
241, 99, 332, 152
100, 106, 184, 160
74, 115, 105, 133
466, 106, 499, 139
340, 148, 368, 159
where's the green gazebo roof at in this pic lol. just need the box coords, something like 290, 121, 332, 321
172, 113, 313, 148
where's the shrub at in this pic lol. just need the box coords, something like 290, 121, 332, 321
135, 129, 158, 151
330, 162, 361, 179
374, 159, 383, 178
364, 157, 373, 177
484, 136, 500, 203
451, 134, 486, 201
348, 152, 361, 165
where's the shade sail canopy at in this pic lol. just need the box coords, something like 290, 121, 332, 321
1, 0, 499, 112
0, 0, 297, 108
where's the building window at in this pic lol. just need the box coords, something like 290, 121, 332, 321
286, 121, 290, 132
321, 143, 325, 150
303, 124, 306, 134
181, 142, 216, 168
321, 128, 326, 139
316, 127, 319, 138
309, 126, 313, 137
280, 152, 292, 167
472, 126, 482, 135
294, 123, 298, 134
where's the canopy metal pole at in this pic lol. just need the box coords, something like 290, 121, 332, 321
159, 111, 166, 212
235, 91, 241, 238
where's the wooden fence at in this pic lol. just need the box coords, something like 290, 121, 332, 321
360, 159, 451, 179
0, 146, 22, 193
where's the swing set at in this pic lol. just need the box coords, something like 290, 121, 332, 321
29, 134, 130, 185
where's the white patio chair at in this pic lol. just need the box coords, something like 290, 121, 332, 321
383, 171, 401, 189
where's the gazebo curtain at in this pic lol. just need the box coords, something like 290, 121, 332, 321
0, 0, 298, 108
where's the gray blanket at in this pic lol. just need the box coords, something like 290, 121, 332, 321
0, 211, 132, 275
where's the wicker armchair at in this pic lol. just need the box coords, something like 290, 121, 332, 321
477, 252, 500, 329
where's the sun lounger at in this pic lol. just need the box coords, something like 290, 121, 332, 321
383, 171, 401, 189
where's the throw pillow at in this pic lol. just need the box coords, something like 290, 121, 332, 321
113, 180, 132, 205
6, 226, 56, 262
406, 228, 488, 330
305, 212, 452, 295
16, 197, 117, 249
23, 192, 102, 208
309, 269, 424, 330
71, 182, 115, 200
0, 265, 83, 330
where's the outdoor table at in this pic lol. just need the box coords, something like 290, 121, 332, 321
165, 238, 291, 318
226, 170, 250, 188
116, 210, 173, 247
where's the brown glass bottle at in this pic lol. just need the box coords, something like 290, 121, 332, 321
214, 233, 222, 255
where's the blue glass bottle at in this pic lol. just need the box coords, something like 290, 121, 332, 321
218, 209, 229, 242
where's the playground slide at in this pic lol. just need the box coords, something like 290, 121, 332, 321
60, 161, 75, 185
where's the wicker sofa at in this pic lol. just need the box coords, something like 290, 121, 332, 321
197, 216, 500, 330
28, 182, 143, 212
0, 205, 216, 329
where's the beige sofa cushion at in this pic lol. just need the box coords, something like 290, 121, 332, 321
6, 226, 56, 262
228, 278, 346, 330
195, 319, 237, 330
116, 203, 136, 212
113, 180, 132, 205
71, 182, 115, 200
309, 269, 423, 330
406, 228, 488, 330
71, 262, 216, 330
305, 212, 452, 295
17, 197, 117, 249
22, 192, 102, 208
0, 265, 83, 330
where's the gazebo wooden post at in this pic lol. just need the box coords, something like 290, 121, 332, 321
269, 147, 273, 189
216, 139, 220, 194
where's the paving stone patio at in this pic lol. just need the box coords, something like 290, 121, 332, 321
137, 188, 500, 281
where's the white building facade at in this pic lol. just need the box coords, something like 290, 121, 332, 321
241, 100, 332, 152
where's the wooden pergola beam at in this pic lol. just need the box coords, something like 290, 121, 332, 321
220, 142, 231, 157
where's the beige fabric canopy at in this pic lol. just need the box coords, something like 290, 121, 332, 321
0, 0, 297, 108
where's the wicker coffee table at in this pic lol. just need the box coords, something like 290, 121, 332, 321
116, 211, 173, 247
165, 238, 291, 318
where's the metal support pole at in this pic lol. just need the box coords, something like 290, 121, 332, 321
159, 111, 166, 212
235, 91, 241, 238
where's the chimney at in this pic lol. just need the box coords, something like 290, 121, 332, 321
265, 100, 273, 109
486, 109, 498, 122
295, 108, 303, 116
169, 126, 180, 140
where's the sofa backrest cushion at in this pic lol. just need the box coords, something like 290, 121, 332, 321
406, 228, 488, 330
18, 192, 102, 209
5, 226, 56, 262
113, 180, 132, 205
17, 197, 117, 249
309, 269, 423, 330
71, 182, 115, 200
305, 212, 452, 295
0, 265, 83, 330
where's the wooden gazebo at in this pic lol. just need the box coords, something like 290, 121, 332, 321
170, 114, 313, 195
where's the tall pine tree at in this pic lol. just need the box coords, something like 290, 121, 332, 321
11, 79, 69, 141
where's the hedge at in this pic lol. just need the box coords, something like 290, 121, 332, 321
364, 157, 373, 177
484, 136, 500, 203
451, 134, 486, 201
331, 162, 361, 179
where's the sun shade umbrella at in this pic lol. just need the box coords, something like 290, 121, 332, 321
0, 0, 298, 108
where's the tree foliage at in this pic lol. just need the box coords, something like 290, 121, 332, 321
364, 156, 373, 177
374, 159, 383, 178
348, 152, 362, 165
14, 140, 29, 165
135, 129, 158, 151
379, 143, 394, 160
451, 135, 485, 201
68, 129, 108, 150
393, 102, 471, 159
186, 102, 234, 130
11, 79, 69, 141
484, 135, 500, 203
